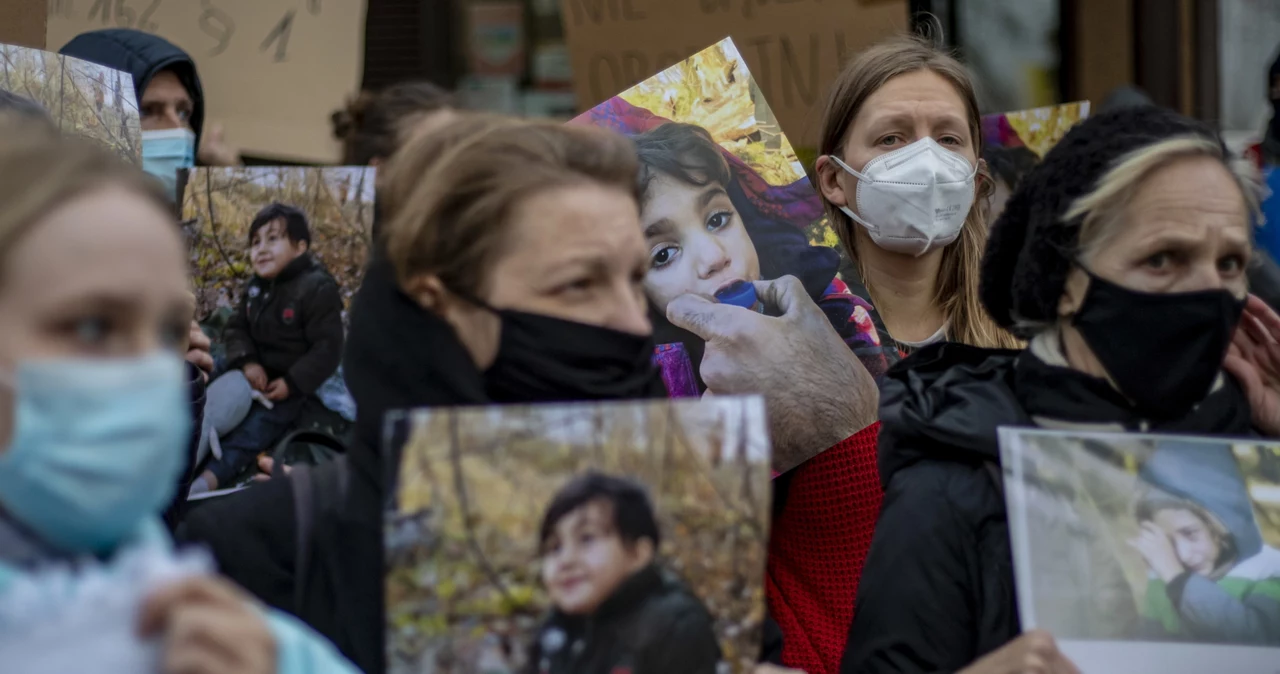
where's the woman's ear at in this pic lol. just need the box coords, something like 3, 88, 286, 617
1058, 267, 1090, 317
814, 155, 850, 208
404, 273, 449, 313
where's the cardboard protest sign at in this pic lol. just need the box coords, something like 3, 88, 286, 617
180, 166, 372, 486
559, 0, 908, 148
0, 43, 141, 162
385, 396, 772, 674
0, 0, 44, 48
1000, 428, 1280, 674
47, 1, 368, 163
572, 38, 899, 464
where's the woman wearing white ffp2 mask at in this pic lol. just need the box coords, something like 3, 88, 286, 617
814, 33, 1021, 354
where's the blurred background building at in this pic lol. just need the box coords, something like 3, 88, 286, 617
359, 0, 1278, 152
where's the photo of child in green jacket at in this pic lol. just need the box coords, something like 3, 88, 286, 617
1131, 439, 1280, 645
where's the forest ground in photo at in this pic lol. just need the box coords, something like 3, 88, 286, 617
0, 44, 140, 161
386, 398, 772, 674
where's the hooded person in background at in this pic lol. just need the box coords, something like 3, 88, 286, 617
1264, 48, 1280, 166
59, 27, 241, 193
1132, 440, 1280, 645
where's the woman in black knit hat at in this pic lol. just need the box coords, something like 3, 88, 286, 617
841, 105, 1280, 673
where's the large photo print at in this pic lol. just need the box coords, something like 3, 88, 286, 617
179, 167, 374, 493
571, 38, 898, 411
385, 397, 772, 674
0, 42, 141, 161
1000, 428, 1280, 673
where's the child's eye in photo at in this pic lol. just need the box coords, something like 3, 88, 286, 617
706, 210, 732, 231
651, 244, 678, 269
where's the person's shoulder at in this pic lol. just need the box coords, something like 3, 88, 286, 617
882, 458, 1003, 530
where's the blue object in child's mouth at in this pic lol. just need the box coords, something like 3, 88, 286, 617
715, 281, 759, 310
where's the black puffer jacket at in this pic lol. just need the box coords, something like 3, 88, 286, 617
527, 564, 722, 674
59, 28, 205, 146
223, 254, 344, 397
840, 341, 1255, 674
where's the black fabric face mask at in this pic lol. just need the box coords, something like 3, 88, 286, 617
484, 309, 668, 403
1071, 269, 1246, 422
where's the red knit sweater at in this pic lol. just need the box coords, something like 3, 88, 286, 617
765, 422, 884, 674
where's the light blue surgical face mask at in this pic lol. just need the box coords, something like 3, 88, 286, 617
141, 128, 196, 197
0, 352, 191, 555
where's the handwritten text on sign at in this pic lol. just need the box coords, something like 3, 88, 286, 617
47, 0, 368, 162
560, 0, 907, 147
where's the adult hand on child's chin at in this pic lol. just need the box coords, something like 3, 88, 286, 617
265, 378, 290, 402
667, 275, 879, 472
139, 576, 276, 674
1225, 294, 1280, 437
957, 631, 1080, 674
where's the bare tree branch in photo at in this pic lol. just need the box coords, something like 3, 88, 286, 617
64, 64, 128, 149
449, 411, 515, 604
203, 170, 240, 272
57, 56, 66, 133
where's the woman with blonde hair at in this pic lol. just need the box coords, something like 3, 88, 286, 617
0, 117, 358, 673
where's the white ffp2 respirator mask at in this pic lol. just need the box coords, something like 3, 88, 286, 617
830, 137, 977, 257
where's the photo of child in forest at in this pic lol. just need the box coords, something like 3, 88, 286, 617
1130, 440, 1280, 645
528, 472, 722, 674
0, 42, 140, 161
1000, 429, 1280, 674
385, 397, 771, 674
196, 202, 346, 491
574, 39, 898, 396
182, 166, 373, 494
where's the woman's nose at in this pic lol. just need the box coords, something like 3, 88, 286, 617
606, 284, 653, 337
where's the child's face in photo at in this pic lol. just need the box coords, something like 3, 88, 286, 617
250, 219, 307, 280
540, 499, 654, 616
641, 173, 761, 312
1152, 508, 1222, 576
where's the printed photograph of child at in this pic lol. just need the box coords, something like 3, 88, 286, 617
385, 396, 771, 674
181, 167, 373, 492
573, 39, 897, 393
999, 429, 1280, 674
0, 42, 141, 161
529, 472, 721, 674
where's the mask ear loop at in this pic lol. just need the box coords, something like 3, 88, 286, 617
827, 155, 881, 232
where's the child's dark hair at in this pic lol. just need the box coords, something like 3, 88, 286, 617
538, 472, 661, 552
332, 81, 454, 166
982, 144, 1040, 193
634, 123, 732, 200
248, 202, 311, 247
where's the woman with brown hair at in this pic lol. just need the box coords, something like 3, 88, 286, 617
814, 34, 1019, 353
180, 113, 675, 673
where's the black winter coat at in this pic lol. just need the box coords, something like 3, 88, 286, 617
223, 254, 344, 396
840, 341, 1255, 674
527, 564, 722, 674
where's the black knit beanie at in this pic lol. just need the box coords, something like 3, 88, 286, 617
979, 106, 1225, 338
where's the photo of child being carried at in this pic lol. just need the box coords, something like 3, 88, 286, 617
1000, 428, 1280, 674
385, 396, 772, 674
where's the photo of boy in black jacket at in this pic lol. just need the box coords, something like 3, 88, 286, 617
528, 472, 722, 674
198, 202, 345, 490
